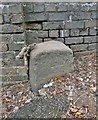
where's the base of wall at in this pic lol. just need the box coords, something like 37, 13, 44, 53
73, 50, 96, 57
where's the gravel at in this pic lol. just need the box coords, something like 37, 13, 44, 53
9, 95, 69, 118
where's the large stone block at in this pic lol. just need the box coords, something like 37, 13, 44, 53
70, 44, 88, 52
89, 28, 97, 35
2, 75, 28, 83
65, 21, 84, 29
1, 51, 15, 59
0, 42, 8, 52
85, 20, 97, 28
11, 34, 24, 42
68, 3, 80, 11
45, 3, 57, 11
70, 29, 79, 36
44, 38, 64, 43
72, 12, 91, 20
23, 4, 34, 13
2, 4, 22, 14
43, 22, 62, 30
88, 43, 96, 50
1, 67, 17, 76
29, 41, 73, 92
34, 3, 44, 12
91, 11, 97, 19
48, 12, 68, 21
49, 30, 59, 37
84, 36, 96, 43
57, 3, 68, 11
8, 43, 25, 51
0, 24, 23, 34
11, 14, 23, 23
3, 14, 11, 23
65, 37, 83, 44
0, 15, 3, 24
26, 30, 48, 44
1, 34, 11, 43
2, 58, 24, 67
60, 30, 69, 37
79, 28, 88, 36
26, 23, 42, 30
25, 13, 47, 22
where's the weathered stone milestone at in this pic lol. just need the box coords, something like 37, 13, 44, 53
29, 41, 74, 92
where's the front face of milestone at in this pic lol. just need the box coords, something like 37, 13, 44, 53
29, 41, 74, 92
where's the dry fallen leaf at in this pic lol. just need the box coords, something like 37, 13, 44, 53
90, 87, 96, 92
55, 76, 65, 83
90, 82, 96, 92
52, 90, 57, 96
70, 107, 78, 113
3, 96, 12, 103
25, 98, 32, 103
76, 111, 82, 115
13, 106, 19, 113
21, 96, 27, 102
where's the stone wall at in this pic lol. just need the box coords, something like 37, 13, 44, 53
0, 2, 97, 84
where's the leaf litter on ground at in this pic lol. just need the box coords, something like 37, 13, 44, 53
1, 52, 96, 118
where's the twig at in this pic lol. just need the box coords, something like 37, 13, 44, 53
73, 91, 89, 105
64, 91, 90, 118
16, 46, 27, 59
54, 106, 60, 118
64, 102, 72, 118
16, 43, 36, 67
